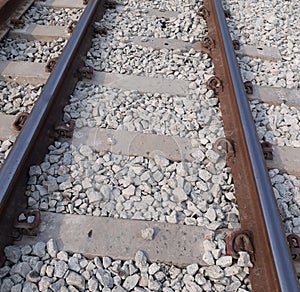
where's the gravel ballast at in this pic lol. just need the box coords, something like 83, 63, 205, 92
0, 239, 252, 292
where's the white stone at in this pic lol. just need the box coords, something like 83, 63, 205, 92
237, 252, 253, 267
141, 228, 155, 241
173, 187, 188, 203
123, 274, 140, 290
216, 256, 232, 267
122, 185, 135, 199
202, 251, 215, 265
186, 263, 199, 275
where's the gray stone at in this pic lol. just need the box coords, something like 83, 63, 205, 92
101, 185, 112, 201
32, 242, 46, 257
94, 257, 103, 268
0, 278, 14, 292
66, 271, 86, 290
186, 263, 199, 275
216, 256, 232, 267
38, 276, 52, 291
21, 245, 32, 256
0, 266, 10, 278
173, 187, 188, 203
198, 169, 212, 182
87, 277, 99, 291
79, 145, 93, 157
205, 207, 216, 222
46, 239, 58, 258
148, 278, 161, 290
155, 271, 165, 281
4, 246, 21, 263
59, 180, 72, 190
22, 282, 39, 292
82, 178, 92, 189
153, 170, 164, 182
206, 149, 220, 163
11, 262, 31, 278
183, 274, 194, 285
26, 270, 41, 283
154, 155, 170, 167
57, 251, 69, 261
29, 165, 42, 176
148, 263, 160, 275
202, 251, 215, 265
11, 283, 22, 292
50, 279, 66, 291
237, 252, 253, 268
97, 271, 113, 288
122, 185, 135, 199
54, 260, 69, 278
135, 250, 148, 273
68, 257, 81, 272
36, 185, 48, 196
204, 265, 224, 279
112, 286, 126, 292
138, 272, 148, 287
43, 179, 59, 193
102, 257, 112, 269
123, 274, 140, 290
186, 281, 202, 292
87, 189, 102, 203
46, 265, 54, 277
141, 228, 155, 241
195, 273, 207, 285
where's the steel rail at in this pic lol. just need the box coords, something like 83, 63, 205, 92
203, 0, 299, 291
0, 0, 105, 264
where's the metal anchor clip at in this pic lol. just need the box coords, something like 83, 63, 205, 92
213, 137, 235, 163
287, 234, 300, 261
261, 141, 273, 160
197, 7, 210, 19
13, 112, 29, 131
78, 66, 93, 80
10, 19, 25, 29
14, 210, 41, 237
67, 21, 78, 34
45, 57, 60, 73
54, 120, 75, 138
206, 76, 223, 93
226, 230, 255, 261
200, 36, 215, 55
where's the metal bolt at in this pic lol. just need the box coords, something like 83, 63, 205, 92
206, 76, 223, 92
226, 230, 255, 260
244, 81, 254, 94
287, 234, 300, 260
13, 112, 29, 131
261, 142, 273, 160
45, 57, 60, 73
197, 7, 210, 19
232, 40, 240, 51
68, 21, 78, 34
201, 36, 215, 51
213, 137, 235, 163
10, 19, 25, 29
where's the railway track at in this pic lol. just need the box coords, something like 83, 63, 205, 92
0, 0, 299, 291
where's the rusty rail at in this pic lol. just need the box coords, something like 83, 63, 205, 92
0, 0, 105, 264
203, 1, 299, 291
